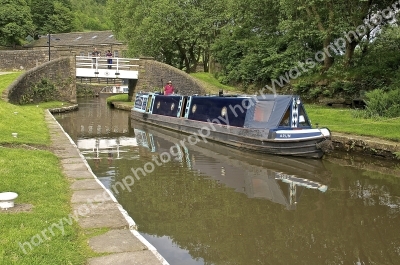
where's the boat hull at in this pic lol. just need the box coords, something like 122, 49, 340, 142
131, 110, 330, 159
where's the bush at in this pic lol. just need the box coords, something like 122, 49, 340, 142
342, 82, 357, 96
292, 80, 313, 94
19, 78, 57, 104
329, 80, 344, 94
308, 87, 323, 99
364, 88, 400, 118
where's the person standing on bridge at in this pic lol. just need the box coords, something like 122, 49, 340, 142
164, 81, 174, 95
92, 48, 100, 68
106, 50, 113, 69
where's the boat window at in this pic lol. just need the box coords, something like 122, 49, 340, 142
134, 97, 143, 109
141, 97, 148, 110
279, 107, 290, 127
298, 105, 311, 127
171, 103, 175, 111
180, 97, 188, 117
192, 104, 197, 113
146, 95, 153, 112
221, 106, 227, 117
253, 102, 274, 122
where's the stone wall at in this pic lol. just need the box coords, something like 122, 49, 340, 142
3, 57, 76, 104
136, 59, 206, 95
0, 45, 126, 71
0, 48, 69, 71
76, 83, 104, 97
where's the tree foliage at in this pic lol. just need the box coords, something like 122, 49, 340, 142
106, 0, 400, 97
30, 0, 75, 35
0, 0, 33, 47
108, 0, 228, 73
70, 0, 112, 31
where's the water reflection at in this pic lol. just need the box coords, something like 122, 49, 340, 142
132, 122, 331, 210
54, 98, 400, 265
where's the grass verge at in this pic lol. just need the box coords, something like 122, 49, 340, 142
190, 72, 240, 94
306, 104, 400, 142
0, 73, 92, 264
106, 94, 129, 103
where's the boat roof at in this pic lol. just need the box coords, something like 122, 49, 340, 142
135, 93, 300, 129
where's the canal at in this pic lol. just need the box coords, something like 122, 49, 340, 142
54, 97, 400, 265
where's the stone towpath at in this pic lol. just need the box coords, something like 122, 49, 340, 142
45, 110, 168, 265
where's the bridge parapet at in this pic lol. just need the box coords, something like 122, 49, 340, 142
76, 56, 139, 79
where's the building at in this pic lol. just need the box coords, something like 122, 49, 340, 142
26, 30, 128, 59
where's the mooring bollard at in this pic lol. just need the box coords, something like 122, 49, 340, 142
0, 192, 19, 209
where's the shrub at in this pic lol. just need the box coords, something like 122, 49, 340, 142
342, 82, 357, 96
322, 88, 333, 97
19, 78, 57, 104
308, 87, 323, 99
329, 80, 344, 94
292, 80, 313, 95
364, 88, 400, 118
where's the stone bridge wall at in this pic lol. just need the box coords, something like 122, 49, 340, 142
2, 57, 76, 104
136, 59, 206, 96
0, 48, 64, 71
0, 49, 207, 101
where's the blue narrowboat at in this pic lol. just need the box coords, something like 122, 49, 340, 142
131, 93, 332, 158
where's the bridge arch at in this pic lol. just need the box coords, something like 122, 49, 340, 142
76, 56, 207, 100
1, 51, 210, 103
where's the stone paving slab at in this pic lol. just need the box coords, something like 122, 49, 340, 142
62, 162, 89, 171
48, 125, 62, 129
89, 230, 148, 253
87, 251, 162, 265
49, 135, 69, 141
62, 158, 86, 164
72, 202, 129, 229
70, 179, 103, 190
54, 149, 81, 158
63, 169, 93, 179
50, 139, 74, 145
71, 189, 113, 203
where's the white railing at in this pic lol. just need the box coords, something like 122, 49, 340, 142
75, 56, 139, 79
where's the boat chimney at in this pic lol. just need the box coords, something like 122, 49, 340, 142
219, 89, 223, 97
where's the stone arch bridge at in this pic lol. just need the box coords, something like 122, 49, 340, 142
2, 53, 207, 104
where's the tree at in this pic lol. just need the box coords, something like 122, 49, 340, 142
30, 0, 75, 35
108, 0, 228, 73
278, 0, 396, 70
0, 0, 34, 47
70, 0, 111, 31
212, 0, 292, 85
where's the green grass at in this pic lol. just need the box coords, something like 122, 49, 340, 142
190, 72, 240, 94
0, 73, 91, 264
306, 104, 400, 141
106, 94, 129, 103
0, 149, 89, 264
0, 73, 21, 89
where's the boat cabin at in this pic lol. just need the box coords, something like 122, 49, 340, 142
133, 93, 312, 130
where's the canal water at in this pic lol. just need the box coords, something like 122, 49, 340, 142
55, 97, 400, 265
